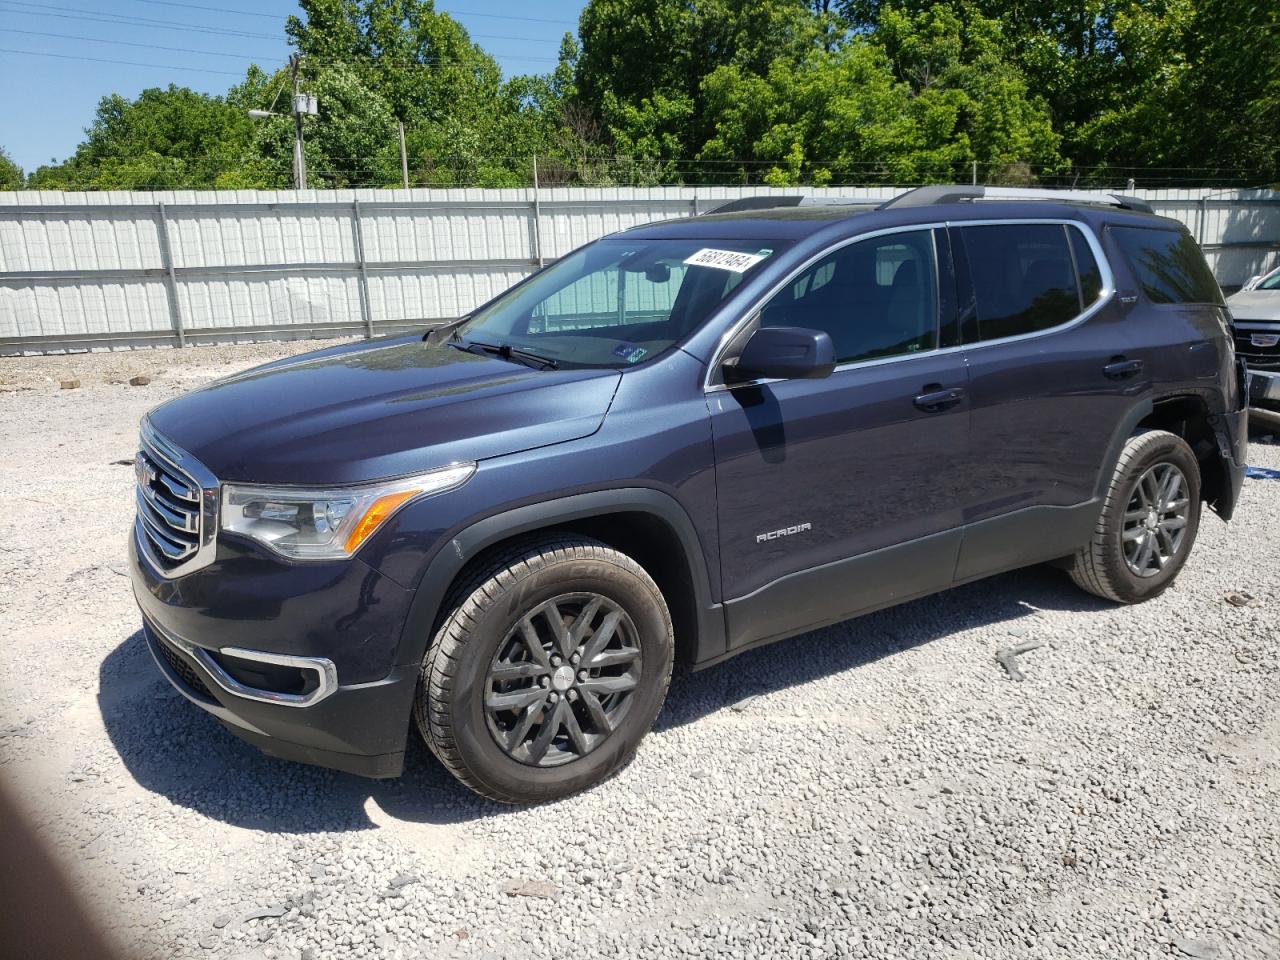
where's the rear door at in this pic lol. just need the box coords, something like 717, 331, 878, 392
707, 226, 971, 648
1105, 224, 1233, 393
951, 219, 1147, 581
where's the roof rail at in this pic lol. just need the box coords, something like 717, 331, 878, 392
878, 185, 1154, 214
709, 196, 879, 215
710, 196, 804, 214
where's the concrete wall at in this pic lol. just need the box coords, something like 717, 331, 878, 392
2, 185, 1276, 354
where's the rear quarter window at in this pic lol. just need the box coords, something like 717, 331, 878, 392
1108, 226, 1223, 306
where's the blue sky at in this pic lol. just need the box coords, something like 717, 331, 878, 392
0, 0, 586, 172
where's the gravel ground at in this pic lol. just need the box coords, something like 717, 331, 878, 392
1, 340, 1278, 960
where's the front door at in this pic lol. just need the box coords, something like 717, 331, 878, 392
707, 227, 971, 649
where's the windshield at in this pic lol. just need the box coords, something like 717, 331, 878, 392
454, 237, 785, 368
1259, 268, 1280, 290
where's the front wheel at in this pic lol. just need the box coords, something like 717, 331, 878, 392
1069, 429, 1202, 603
416, 537, 674, 804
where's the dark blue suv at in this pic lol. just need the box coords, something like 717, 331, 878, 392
130, 186, 1248, 802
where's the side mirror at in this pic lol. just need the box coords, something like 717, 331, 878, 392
731, 326, 836, 381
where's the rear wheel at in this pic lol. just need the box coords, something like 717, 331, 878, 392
416, 537, 673, 804
1069, 429, 1201, 603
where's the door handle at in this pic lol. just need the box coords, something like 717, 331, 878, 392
913, 386, 965, 412
1103, 357, 1144, 380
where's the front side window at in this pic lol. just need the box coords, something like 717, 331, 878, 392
759, 229, 939, 364
457, 238, 784, 368
1109, 226, 1223, 305
958, 223, 1082, 341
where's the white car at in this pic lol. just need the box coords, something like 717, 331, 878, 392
1240, 264, 1280, 292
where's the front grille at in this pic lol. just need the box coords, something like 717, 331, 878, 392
1235, 329, 1280, 369
154, 631, 215, 699
134, 438, 202, 571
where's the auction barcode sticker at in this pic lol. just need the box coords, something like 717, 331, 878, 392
683, 248, 769, 272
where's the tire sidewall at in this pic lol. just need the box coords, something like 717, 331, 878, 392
1106, 434, 1202, 601
436, 553, 672, 803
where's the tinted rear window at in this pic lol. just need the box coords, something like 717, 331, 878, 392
1109, 226, 1222, 305
958, 223, 1081, 341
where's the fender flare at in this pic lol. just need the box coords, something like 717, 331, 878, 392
1092, 398, 1155, 500
393, 487, 725, 668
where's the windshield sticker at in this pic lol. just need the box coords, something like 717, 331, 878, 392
612, 343, 648, 364
684, 248, 769, 273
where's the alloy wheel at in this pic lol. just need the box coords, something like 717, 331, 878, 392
483, 593, 642, 767
1122, 462, 1191, 578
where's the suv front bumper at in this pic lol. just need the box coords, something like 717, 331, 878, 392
129, 523, 420, 778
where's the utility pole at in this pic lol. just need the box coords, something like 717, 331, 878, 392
291, 55, 306, 190
531, 155, 543, 268
398, 121, 409, 189
247, 62, 315, 187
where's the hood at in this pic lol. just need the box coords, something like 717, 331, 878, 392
1226, 290, 1280, 322
147, 335, 622, 484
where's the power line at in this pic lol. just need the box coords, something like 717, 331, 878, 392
112, 0, 577, 26
439, 7, 576, 26
113, 0, 304, 20
31, 152, 1261, 175
0, 2, 283, 40
0, 46, 559, 76
0, 30, 561, 71
5, 27, 281, 60
2, 1, 564, 44
1, 27, 559, 66
0, 46, 248, 75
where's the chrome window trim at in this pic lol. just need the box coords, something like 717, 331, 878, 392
135, 418, 220, 579
704, 218, 1114, 393
149, 616, 338, 708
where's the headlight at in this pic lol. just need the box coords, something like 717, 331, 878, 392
220, 462, 475, 560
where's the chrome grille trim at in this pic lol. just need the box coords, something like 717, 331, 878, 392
137, 481, 198, 533
133, 418, 219, 579
148, 617, 338, 708
136, 493, 195, 560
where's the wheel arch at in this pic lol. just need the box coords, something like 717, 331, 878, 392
395, 488, 726, 673
1095, 393, 1239, 520
1132, 393, 1238, 519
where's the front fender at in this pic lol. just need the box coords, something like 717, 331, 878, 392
392, 487, 726, 670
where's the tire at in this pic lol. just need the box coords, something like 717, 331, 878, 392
1069, 429, 1202, 603
415, 536, 674, 804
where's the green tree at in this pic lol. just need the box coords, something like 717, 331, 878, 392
697, 3, 1061, 185
0, 148, 22, 190
876, 4, 1062, 179
285, 0, 584, 186
27, 84, 258, 190
242, 62, 400, 188
575, 0, 822, 167
1069, 0, 1279, 181
1180, 0, 1280, 181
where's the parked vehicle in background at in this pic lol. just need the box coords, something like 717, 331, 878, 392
1239, 263, 1280, 292
1226, 264, 1280, 415
129, 186, 1248, 803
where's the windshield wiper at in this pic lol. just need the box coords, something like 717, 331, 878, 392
424, 315, 470, 345
450, 339, 559, 370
